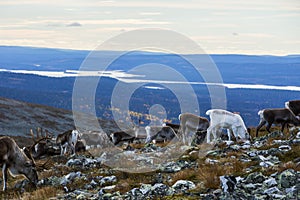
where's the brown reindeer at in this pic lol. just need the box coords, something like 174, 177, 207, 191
0, 136, 38, 191
256, 108, 300, 137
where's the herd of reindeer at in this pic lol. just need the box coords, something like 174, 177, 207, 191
0, 99, 300, 191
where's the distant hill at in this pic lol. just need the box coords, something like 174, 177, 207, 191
0, 97, 119, 137
0, 46, 299, 126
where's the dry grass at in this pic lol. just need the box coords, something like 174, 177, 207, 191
196, 164, 225, 189
22, 186, 59, 200
113, 170, 157, 193
278, 161, 300, 172
276, 144, 300, 163
171, 169, 198, 185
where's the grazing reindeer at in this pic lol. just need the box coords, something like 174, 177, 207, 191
25, 128, 53, 159
56, 130, 80, 155
256, 108, 300, 137
0, 136, 38, 191
164, 122, 180, 133
145, 126, 177, 143
110, 130, 135, 145
179, 113, 210, 145
206, 109, 250, 143
285, 100, 300, 116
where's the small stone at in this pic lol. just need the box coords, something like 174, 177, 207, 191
101, 185, 116, 193
76, 194, 86, 200
245, 172, 266, 184
67, 158, 82, 166
296, 131, 300, 139
60, 171, 82, 185
220, 175, 237, 194
253, 141, 264, 148
263, 177, 277, 187
249, 152, 257, 157
259, 161, 274, 168
100, 176, 117, 186
140, 184, 152, 195
264, 186, 281, 195
278, 145, 291, 152
270, 194, 286, 199
151, 183, 174, 196
253, 194, 268, 200
90, 180, 98, 186
172, 180, 196, 192
230, 145, 240, 150
206, 150, 219, 156
268, 148, 281, 155
286, 186, 298, 199
205, 158, 219, 164
278, 169, 297, 188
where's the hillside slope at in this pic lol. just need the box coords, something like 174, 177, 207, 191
0, 97, 118, 137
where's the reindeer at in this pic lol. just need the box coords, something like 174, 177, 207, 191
145, 126, 177, 143
56, 130, 80, 156
178, 113, 210, 145
206, 109, 250, 143
110, 130, 135, 145
256, 108, 300, 137
285, 100, 300, 116
164, 122, 180, 133
75, 139, 87, 152
0, 136, 38, 191
24, 128, 54, 159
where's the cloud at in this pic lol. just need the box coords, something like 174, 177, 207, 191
79, 19, 171, 25
139, 12, 161, 16
66, 22, 82, 27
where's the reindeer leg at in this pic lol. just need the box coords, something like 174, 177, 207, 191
227, 129, 232, 141
281, 122, 287, 133
71, 143, 76, 155
212, 127, 217, 142
256, 120, 266, 137
59, 144, 63, 155
2, 163, 8, 191
207, 127, 212, 143
266, 121, 273, 133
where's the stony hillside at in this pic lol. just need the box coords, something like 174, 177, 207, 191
1, 130, 300, 199
0, 97, 299, 199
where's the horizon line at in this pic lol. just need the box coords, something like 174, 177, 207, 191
0, 45, 299, 57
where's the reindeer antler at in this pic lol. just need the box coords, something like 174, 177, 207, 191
27, 128, 53, 155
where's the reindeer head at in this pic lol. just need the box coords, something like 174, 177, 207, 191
20, 147, 38, 187
22, 159, 38, 186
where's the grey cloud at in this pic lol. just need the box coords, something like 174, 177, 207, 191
66, 22, 82, 27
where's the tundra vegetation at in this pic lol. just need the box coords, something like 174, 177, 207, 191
0, 125, 299, 199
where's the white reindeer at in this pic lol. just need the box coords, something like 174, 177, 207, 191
0, 136, 38, 191
206, 109, 250, 143
56, 130, 80, 155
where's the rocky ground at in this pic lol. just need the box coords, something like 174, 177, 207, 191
0, 128, 299, 200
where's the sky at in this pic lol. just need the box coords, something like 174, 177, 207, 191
0, 0, 299, 55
